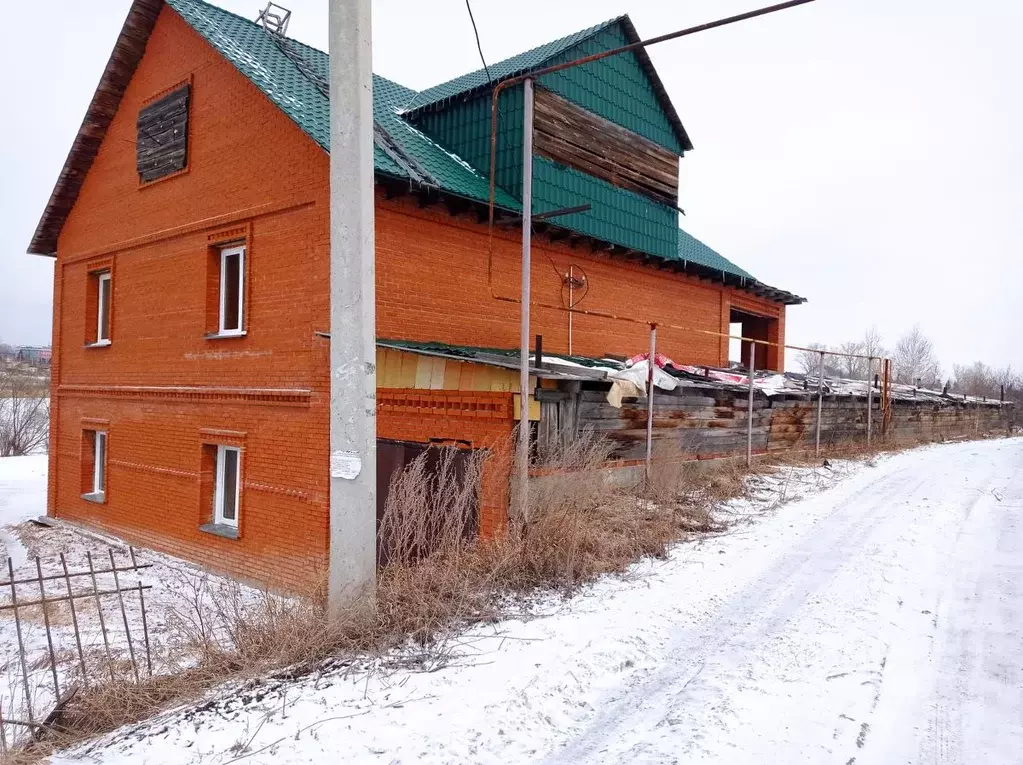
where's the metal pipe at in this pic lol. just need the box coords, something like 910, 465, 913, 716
645, 324, 657, 482
489, 291, 878, 361
568, 265, 574, 356
815, 350, 824, 457
486, 0, 816, 300
506, 0, 815, 92
516, 77, 535, 525
866, 357, 874, 449
746, 343, 756, 468
487, 0, 814, 220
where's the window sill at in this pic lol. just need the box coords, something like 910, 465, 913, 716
199, 522, 239, 540
84, 340, 112, 349
81, 491, 106, 504
204, 331, 247, 341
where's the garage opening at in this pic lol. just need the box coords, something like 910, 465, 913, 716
376, 440, 481, 566
729, 308, 781, 371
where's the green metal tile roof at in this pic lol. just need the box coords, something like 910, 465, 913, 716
404, 17, 621, 112
676, 227, 753, 280
403, 15, 691, 154
166, 0, 518, 209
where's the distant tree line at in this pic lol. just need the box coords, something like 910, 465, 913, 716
794, 325, 1021, 404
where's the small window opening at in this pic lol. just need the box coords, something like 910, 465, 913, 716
213, 445, 241, 528
728, 322, 742, 366
219, 246, 245, 335
82, 429, 107, 501
93, 431, 107, 494
97, 272, 112, 344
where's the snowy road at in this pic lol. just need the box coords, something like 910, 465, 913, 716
53, 438, 1023, 765
545, 439, 1023, 765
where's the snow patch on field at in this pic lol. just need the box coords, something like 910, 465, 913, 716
0, 454, 46, 568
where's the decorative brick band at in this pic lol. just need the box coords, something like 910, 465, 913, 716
109, 459, 198, 480
245, 481, 321, 503
377, 389, 512, 420
60, 199, 314, 265
59, 384, 313, 406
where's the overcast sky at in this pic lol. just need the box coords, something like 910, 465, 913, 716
2, 0, 1021, 375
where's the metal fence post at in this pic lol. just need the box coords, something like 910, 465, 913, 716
815, 350, 825, 458
746, 343, 756, 468
645, 324, 657, 483
866, 358, 874, 450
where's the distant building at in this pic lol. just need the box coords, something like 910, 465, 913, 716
16, 346, 52, 365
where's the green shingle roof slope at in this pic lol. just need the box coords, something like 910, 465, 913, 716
166, 0, 519, 209
676, 228, 753, 280
403, 17, 622, 112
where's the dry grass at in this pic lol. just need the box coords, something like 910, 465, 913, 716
9, 435, 754, 760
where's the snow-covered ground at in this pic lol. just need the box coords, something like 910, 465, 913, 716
35, 436, 1023, 764
0, 454, 47, 569
0, 455, 255, 748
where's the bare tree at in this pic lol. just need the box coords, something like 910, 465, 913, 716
797, 342, 829, 378
0, 365, 50, 457
835, 341, 865, 379
860, 326, 887, 380
893, 325, 941, 386
952, 361, 994, 397
861, 326, 886, 360
952, 362, 1020, 402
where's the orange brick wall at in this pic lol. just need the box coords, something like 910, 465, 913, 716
47, 5, 787, 589
50, 6, 333, 590
375, 193, 786, 368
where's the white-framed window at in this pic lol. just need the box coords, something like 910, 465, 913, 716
213, 445, 241, 528
218, 245, 245, 335
93, 431, 107, 495
97, 271, 112, 344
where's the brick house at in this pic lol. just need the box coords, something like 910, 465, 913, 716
28, 0, 802, 589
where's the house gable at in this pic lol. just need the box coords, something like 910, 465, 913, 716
56, 4, 328, 259
407, 17, 693, 262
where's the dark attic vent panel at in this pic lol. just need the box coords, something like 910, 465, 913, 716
137, 84, 190, 183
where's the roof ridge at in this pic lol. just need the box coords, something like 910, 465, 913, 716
169, 0, 421, 99
402, 14, 626, 113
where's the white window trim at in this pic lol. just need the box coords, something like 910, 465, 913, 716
97, 272, 112, 343
213, 445, 241, 528
218, 245, 245, 336
93, 431, 107, 496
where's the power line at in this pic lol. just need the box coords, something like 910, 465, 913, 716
465, 0, 493, 87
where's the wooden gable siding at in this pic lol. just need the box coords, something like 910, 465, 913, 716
534, 87, 678, 207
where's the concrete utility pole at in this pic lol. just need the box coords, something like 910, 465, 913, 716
328, 0, 376, 612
